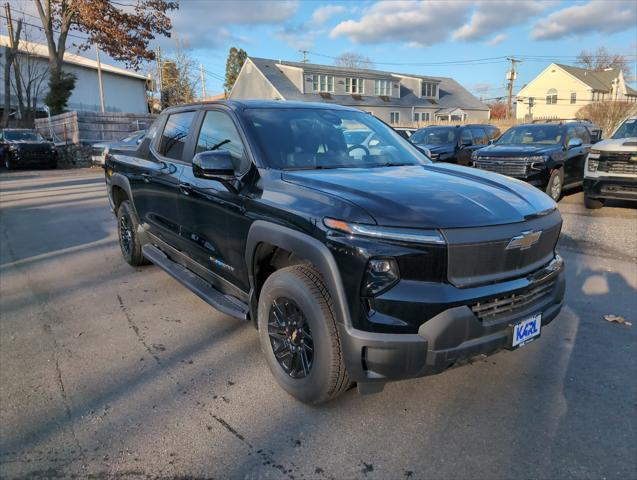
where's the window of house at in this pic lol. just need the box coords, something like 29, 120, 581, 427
312, 74, 334, 93
375, 79, 392, 96
390, 111, 400, 124
570, 92, 576, 104
195, 110, 249, 173
423, 112, 430, 121
345, 77, 364, 94
421, 82, 437, 97
546, 89, 557, 105
529, 97, 535, 107
413, 112, 421, 122
158, 110, 196, 160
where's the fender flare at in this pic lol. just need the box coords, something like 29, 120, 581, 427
245, 220, 352, 328
109, 172, 138, 216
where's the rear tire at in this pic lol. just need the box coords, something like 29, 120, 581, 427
117, 200, 148, 266
584, 193, 604, 209
546, 168, 564, 201
257, 265, 351, 404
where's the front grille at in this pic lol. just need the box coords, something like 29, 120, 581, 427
16, 149, 50, 162
473, 157, 530, 177
443, 210, 562, 289
599, 152, 632, 162
597, 160, 637, 175
470, 278, 556, 322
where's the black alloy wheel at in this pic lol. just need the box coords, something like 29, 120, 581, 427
268, 297, 314, 378
119, 214, 133, 258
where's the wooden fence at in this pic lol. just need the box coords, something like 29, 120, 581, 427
34, 110, 156, 145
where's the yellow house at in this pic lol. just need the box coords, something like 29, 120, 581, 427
516, 63, 637, 120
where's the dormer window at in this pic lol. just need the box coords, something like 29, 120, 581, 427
345, 77, 364, 94
422, 82, 437, 98
312, 74, 334, 93
375, 79, 392, 96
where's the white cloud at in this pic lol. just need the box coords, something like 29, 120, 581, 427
330, 1, 470, 46
311, 5, 346, 26
487, 33, 508, 46
167, 1, 299, 49
453, 1, 549, 41
532, 0, 637, 40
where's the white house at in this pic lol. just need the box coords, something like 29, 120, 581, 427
0, 34, 150, 115
229, 57, 490, 125
516, 63, 637, 120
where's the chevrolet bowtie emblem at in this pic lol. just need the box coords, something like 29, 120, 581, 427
506, 230, 542, 250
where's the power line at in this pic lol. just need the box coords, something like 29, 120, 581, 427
0, 13, 88, 40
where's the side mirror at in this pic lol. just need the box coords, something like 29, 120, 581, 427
488, 138, 496, 145
567, 138, 582, 149
192, 150, 235, 180
368, 138, 380, 147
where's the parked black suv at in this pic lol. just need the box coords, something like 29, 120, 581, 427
409, 124, 500, 166
471, 121, 595, 201
105, 101, 565, 404
0, 128, 57, 169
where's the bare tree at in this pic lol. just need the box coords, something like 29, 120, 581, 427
576, 47, 631, 77
160, 40, 200, 108
11, 28, 50, 122
576, 101, 637, 137
334, 52, 375, 70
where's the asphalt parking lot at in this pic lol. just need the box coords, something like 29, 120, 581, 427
1, 168, 636, 480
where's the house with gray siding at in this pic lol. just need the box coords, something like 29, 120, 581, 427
1, 34, 150, 115
229, 57, 490, 124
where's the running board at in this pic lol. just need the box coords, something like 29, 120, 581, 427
142, 244, 249, 321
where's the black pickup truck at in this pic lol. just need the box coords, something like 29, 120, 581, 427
105, 101, 565, 404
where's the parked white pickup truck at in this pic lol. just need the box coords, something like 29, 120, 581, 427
583, 116, 637, 209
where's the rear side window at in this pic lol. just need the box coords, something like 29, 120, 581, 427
195, 110, 249, 173
470, 127, 489, 145
159, 111, 196, 160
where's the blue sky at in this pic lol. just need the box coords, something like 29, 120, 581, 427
8, 0, 637, 100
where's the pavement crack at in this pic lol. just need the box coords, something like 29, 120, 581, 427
117, 294, 163, 367
211, 415, 252, 448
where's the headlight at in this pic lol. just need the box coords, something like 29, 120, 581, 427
362, 258, 400, 296
324, 218, 446, 244
587, 159, 599, 172
471, 151, 478, 160
526, 155, 548, 162
8, 144, 18, 151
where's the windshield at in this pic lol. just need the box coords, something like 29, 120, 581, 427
497, 125, 562, 145
410, 127, 457, 145
3, 130, 45, 142
612, 118, 637, 139
244, 108, 428, 170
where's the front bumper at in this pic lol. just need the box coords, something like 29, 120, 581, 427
583, 177, 637, 201
339, 257, 565, 383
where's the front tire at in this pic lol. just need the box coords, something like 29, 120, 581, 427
546, 168, 564, 201
117, 200, 148, 266
257, 265, 351, 404
584, 193, 604, 209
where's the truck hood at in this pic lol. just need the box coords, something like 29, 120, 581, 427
282, 164, 555, 228
592, 137, 637, 152
414, 143, 455, 154
476, 144, 560, 157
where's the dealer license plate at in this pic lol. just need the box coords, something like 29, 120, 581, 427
512, 314, 542, 348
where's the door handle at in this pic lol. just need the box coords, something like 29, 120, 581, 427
179, 182, 192, 195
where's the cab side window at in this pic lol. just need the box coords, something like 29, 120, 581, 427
470, 127, 489, 145
195, 110, 249, 173
459, 128, 473, 146
575, 126, 591, 144
159, 111, 196, 160
564, 126, 577, 145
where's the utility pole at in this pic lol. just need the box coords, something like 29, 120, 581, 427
299, 50, 309, 63
200, 63, 206, 99
506, 57, 521, 120
95, 46, 105, 113
5, 3, 14, 48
